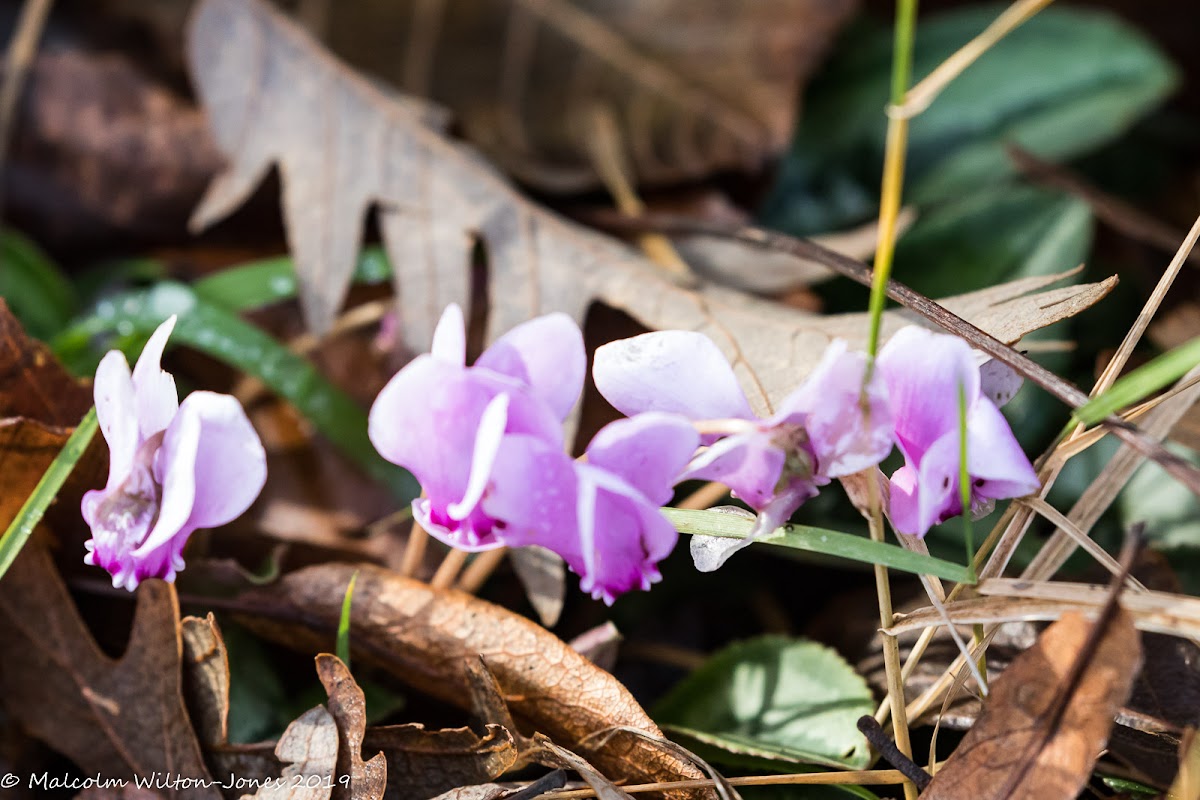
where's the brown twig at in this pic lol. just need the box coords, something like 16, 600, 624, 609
0, 0, 53, 225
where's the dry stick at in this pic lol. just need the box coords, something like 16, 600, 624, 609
0, 0, 53, 225
456, 547, 508, 593
1012, 146, 1200, 266
542, 769, 910, 799
627, 213, 1200, 497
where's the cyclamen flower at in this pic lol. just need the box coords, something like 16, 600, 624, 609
594, 332, 893, 569
877, 326, 1039, 537
484, 413, 699, 604
83, 316, 267, 590
368, 304, 584, 551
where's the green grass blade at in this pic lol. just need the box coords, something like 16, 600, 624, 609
663, 507, 974, 584
0, 407, 98, 581
52, 282, 417, 500
337, 570, 359, 669
1073, 335, 1200, 427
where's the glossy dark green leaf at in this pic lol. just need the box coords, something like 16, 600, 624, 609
0, 228, 77, 340
193, 247, 392, 311
654, 636, 874, 770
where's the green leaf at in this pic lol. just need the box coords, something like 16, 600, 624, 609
0, 228, 77, 340
762, 4, 1177, 231
193, 247, 392, 312
0, 407, 97, 582
653, 636, 875, 770
893, 185, 1093, 297
51, 283, 417, 500
663, 508, 974, 584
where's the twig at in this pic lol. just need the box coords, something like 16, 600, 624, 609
0, 0, 54, 225
541, 769, 911, 798
857, 716, 932, 790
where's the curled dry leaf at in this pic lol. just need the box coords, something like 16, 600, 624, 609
921, 610, 1142, 800
324, 0, 855, 191
313, 656, 387, 800
187, 0, 1116, 411
242, 707, 338, 800
232, 563, 712, 798
361, 724, 516, 800
534, 735, 634, 800
0, 546, 219, 800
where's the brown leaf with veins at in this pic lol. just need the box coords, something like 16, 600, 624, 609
186, 0, 1115, 398
233, 563, 713, 798
361, 723, 516, 799
921, 610, 1142, 800
314, 657, 386, 800
243, 707, 338, 800
0, 545, 220, 800
323, 0, 855, 192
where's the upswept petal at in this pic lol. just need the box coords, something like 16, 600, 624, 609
684, 432, 785, 511
483, 434, 579, 557
965, 399, 1040, 500
131, 315, 180, 439
94, 350, 139, 489
889, 432, 962, 537
135, 402, 201, 559
585, 412, 699, 506
448, 393, 510, 521
593, 331, 755, 421
431, 303, 466, 365
878, 326, 979, 463
476, 312, 586, 420
173, 391, 267, 531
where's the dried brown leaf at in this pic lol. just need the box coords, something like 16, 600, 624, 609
243, 707, 338, 800
361, 724, 516, 799
0, 545, 219, 800
313, 656, 386, 800
921, 610, 1142, 800
186, 0, 1115, 401
76, 787, 167, 800
534, 735, 633, 800
324, 0, 855, 191
232, 563, 711, 798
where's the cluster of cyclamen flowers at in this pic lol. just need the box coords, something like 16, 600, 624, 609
82, 308, 1039, 602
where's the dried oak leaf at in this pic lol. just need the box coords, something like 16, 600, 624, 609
186, 0, 1115, 392
360, 723, 516, 800
313, 656, 386, 800
76, 787, 167, 800
0, 545, 220, 800
921, 610, 1142, 800
322, 0, 856, 191
242, 707, 338, 800
233, 563, 712, 798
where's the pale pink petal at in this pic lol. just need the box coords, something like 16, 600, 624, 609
777, 341, 894, 477
483, 434, 579, 557
431, 303, 466, 365
585, 412, 699, 505
174, 391, 266, 531
448, 393, 510, 521
93, 350, 139, 489
684, 432, 786, 511
977, 356, 1022, 408
593, 331, 755, 421
888, 432, 962, 537
476, 312, 586, 420
966, 399, 1039, 501
134, 402, 201, 559
878, 326, 979, 463
130, 315, 179, 439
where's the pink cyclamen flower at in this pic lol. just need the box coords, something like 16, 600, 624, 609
877, 326, 1039, 537
593, 331, 894, 569
83, 316, 267, 590
368, 304, 584, 552
483, 413, 699, 604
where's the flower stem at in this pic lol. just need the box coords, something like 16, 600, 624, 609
677, 481, 729, 511
456, 547, 508, 594
430, 547, 469, 590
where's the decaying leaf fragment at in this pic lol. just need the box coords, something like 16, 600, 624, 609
361, 723, 516, 800
922, 610, 1142, 800
0, 546, 219, 800
233, 563, 711, 797
187, 0, 1116, 414
241, 707, 338, 800
314, 656, 387, 800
